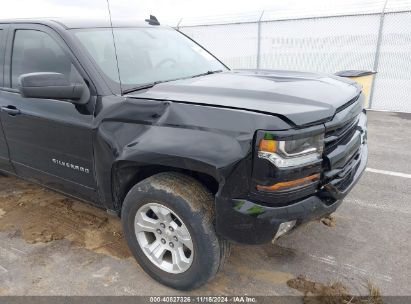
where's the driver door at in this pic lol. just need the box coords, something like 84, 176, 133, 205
0, 24, 15, 174
0, 23, 99, 202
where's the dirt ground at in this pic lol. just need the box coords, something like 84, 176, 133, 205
287, 276, 383, 304
0, 175, 130, 259
0, 111, 410, 297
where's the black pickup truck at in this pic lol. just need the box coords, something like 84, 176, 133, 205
0, 18, 367, 290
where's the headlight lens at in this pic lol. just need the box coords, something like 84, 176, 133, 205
258, 133, 324, 168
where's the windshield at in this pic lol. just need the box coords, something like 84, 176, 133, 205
73, 27, 227, 93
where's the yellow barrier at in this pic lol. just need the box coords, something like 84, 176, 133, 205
335, 70, 376, 109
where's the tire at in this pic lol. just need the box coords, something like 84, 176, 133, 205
121, 172, 230, 290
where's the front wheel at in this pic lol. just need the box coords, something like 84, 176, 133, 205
121, 172, 230, 290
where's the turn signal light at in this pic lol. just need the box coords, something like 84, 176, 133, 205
256, 173, 320, 192
259, 139, 277, 153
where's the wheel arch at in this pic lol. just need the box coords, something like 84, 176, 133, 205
112, 160, 221, 213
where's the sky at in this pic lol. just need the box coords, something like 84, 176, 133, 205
0, 0, 405, 26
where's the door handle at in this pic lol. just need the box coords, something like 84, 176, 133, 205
1, 106, 21, 116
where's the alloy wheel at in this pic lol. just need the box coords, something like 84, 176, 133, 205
134, 202, 194, 274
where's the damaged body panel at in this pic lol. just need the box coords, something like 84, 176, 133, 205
93, 95, 289, 208
128, 69, 361, 126
92, 77, 366, 244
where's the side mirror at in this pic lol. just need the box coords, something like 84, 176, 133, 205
18, 72, 85, 102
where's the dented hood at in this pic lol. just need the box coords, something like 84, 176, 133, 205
127, 70, 361, 126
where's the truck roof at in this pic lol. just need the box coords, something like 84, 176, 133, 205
0, 18, 167, 29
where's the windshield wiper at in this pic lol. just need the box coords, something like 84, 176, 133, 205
190, 70, 223, 78
122, 70, 223, 95
122, 81, 164, 95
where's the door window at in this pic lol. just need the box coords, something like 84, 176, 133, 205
11, 29, 82, 88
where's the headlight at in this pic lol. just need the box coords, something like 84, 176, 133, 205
257, 133, 324, 168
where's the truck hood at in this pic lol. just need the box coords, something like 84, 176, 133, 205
127, 70, 361, 126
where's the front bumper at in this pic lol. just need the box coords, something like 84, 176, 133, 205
215, 111, 368, 244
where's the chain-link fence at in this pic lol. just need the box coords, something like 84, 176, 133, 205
177, 1, 411, 112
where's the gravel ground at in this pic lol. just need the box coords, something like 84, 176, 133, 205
0, 110, 410, 296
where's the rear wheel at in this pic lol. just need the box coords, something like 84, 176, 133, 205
121, 172, 230, 290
